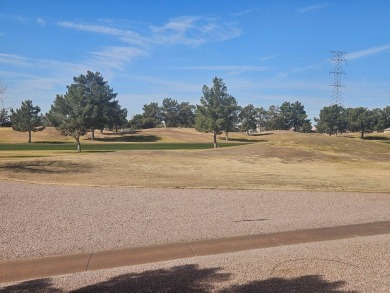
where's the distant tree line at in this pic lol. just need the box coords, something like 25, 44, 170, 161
129, 78, 312, 143
2, 74, 390, 150
129, 98, 196, 129
315, 104, 390, 138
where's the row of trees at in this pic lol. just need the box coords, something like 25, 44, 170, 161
315, 104, 390, 138
130, 79, 312, 139
3, 73, 390, 150
2, 72, 128, 151
47, 71, 128, 151
129, 99, 196, 129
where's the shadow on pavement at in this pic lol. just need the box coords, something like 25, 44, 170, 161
0, 264, 355, 293
220, 275, 356, 293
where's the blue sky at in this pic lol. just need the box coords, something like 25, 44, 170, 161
1, 0, 390, 120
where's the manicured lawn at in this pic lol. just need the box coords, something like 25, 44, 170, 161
0, 142, 249, 151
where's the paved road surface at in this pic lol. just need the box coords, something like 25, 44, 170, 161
1, 181, 389, 291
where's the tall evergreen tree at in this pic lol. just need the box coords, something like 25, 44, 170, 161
10, 100, 44, 143
161, 98, 180, 127
72, 71, 118, 140
315, 104, 347, 135
195, 77, 238, 148
141, 102, 162, 128
347, 107, 373, 138
280, 101, 308, 131
239, 104, 257, 135
178, 102, 195, 128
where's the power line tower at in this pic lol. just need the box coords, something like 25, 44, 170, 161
329, 51, 347, 106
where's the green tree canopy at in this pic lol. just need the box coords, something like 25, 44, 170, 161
315, 104, 347, 135
141, 102, 162, 128
161, 98, 180, 127
195, 77, 238, 148
280, 101, 308, 132
10, 100, 44, 143
239, 104, 257, 135
264, 105, 285, 131
347, 107, 374, 138
71, 71, 118, 140
178, 102, 195, 128
47, 76, 93, 152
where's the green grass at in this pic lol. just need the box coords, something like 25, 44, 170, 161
0, 142, 250, 151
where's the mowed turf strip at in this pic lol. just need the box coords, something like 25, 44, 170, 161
0, 142, 249, 151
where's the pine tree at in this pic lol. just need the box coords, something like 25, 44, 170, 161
10, 100, 44, 143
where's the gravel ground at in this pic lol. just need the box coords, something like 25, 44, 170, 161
1, 234, 389, 292
1, 181, 390, 261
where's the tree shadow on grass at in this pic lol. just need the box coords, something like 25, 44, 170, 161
101, 130, 140, 136
0, 161, 88, 174
223, 138, 268, 143
362, 136, 390, 141
0, 265, 355, 293
92, 135, 161, 142
33, 141, 72, 144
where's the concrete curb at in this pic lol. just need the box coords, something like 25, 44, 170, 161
1, 220, 389, 284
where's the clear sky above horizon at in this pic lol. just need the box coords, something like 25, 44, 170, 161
1, 0, 389, 120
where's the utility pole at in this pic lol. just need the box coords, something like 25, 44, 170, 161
330, 51, 347, 106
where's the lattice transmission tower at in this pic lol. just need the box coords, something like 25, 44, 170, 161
329, 51, 347, 105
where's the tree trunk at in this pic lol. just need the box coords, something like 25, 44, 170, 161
213, 130, 218, 148
75, 137, 81, 152
91, 129, 95, 140
225, 131, 229, 141
28, 131, 31, 143
361, 130, 364, 139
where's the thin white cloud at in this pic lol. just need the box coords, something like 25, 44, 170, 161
89, 46, 148, 70
57, 17, 241, 71
230, 9, 259, 17
0, 53, 30, 67
150, 16, 241, 46
172, 65, 271, 73
259, 55, 277, 61
59, 16, 241, 48
346, 44, 390, 60
37, 18, 46, 26
297, 4, 328, 14
58, 21, 146, 46
0, 13, 28, 24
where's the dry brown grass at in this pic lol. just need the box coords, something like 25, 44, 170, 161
0, 128, 389, 192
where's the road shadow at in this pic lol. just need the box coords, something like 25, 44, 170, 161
92, 135, 161, 142
220, 275, 356, 293
0, 278, 62, 293
0, 161, 88, 174
0, 265, 355, 293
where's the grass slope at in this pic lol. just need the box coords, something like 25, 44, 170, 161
0, 142, 245, 151
0, 128, 389, 192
